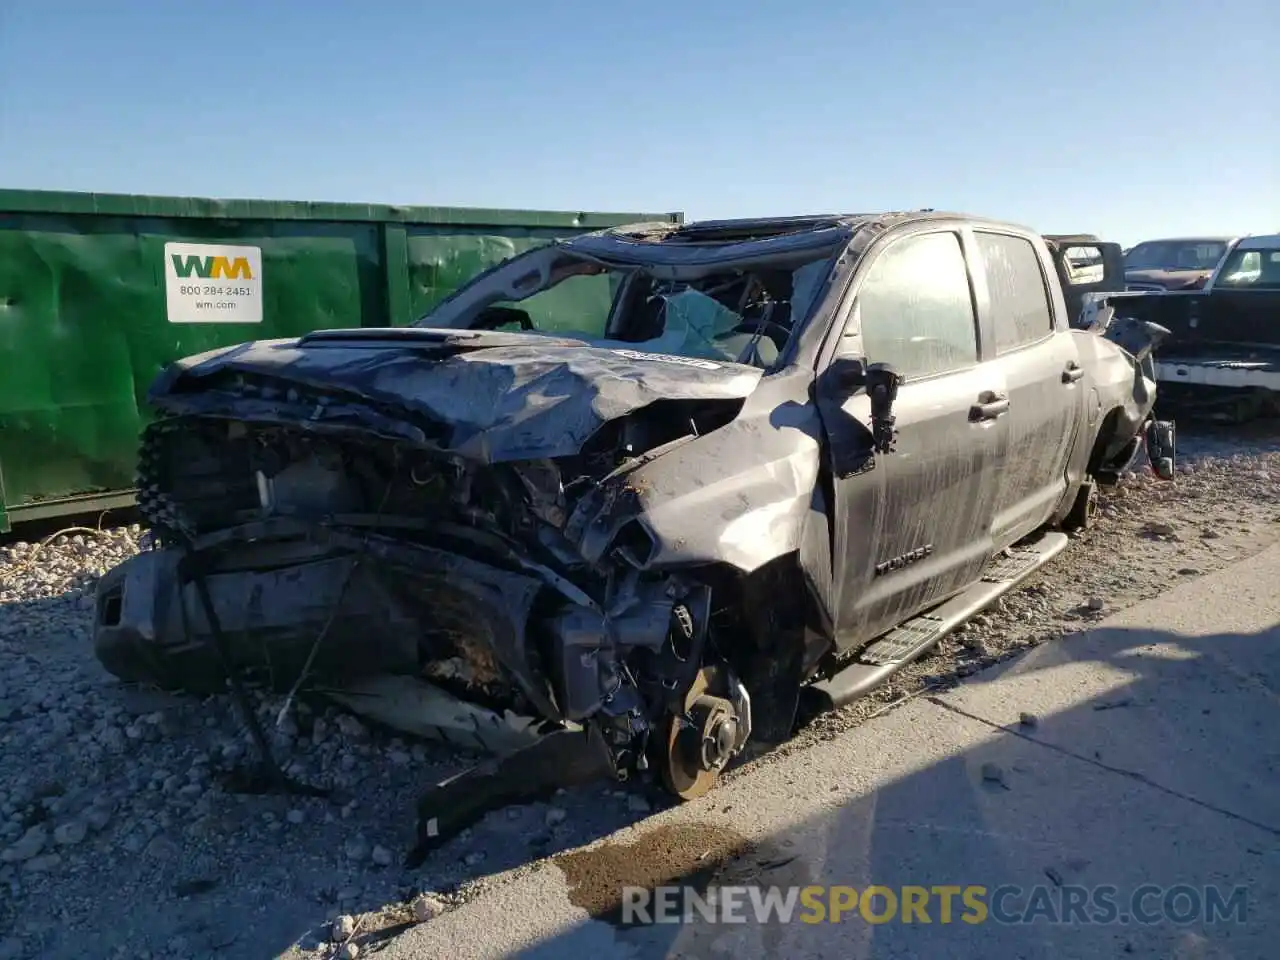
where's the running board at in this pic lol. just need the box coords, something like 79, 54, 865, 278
804, 531, 1069, 712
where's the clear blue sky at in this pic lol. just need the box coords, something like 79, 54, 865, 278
2, 0, 1276, 246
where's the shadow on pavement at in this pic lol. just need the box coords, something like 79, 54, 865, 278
495, 620, 1279, 960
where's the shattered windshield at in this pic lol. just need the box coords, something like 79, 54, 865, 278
419, 249, 834, 369
1124, 240, 1228, 272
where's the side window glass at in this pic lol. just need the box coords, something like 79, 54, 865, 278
855, 232, 977, 380
1219, 250, 1263, 286
492, 272, 621, 336
977, 232, 1055, 355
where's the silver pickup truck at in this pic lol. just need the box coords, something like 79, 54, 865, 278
89, 211, 1175, 855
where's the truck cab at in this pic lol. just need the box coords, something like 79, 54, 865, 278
1123, 236, 1239, 292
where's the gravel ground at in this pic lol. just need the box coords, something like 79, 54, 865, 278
0, 425, 1277, 960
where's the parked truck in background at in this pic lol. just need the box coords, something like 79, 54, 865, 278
1089, 233, 1280, 421
1122, 235, 1239, 292
0, 190, 683, 531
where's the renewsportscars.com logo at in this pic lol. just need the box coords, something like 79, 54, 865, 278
163, 242, 263, 324
620, 883, 1251, 927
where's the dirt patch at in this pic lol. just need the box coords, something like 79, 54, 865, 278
554, 822, 751, 921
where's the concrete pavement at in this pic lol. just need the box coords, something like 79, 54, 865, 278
375, 543, 1280, 959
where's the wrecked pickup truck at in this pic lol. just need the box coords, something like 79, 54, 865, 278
92, 212, 1174, 854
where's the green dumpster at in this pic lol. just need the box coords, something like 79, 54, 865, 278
0, 189, 682, 531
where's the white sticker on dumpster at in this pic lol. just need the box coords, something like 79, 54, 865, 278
164, 242, 263, 323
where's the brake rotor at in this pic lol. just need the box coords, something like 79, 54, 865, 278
658, 712, 719, 800
657, 685, 741, 800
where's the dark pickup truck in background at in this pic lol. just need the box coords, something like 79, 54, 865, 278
1086, 234, 1280, 422
1122, 235, 1238, 292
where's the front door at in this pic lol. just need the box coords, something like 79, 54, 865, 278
1199, 245, 1280, 347
819, 227, 1008, 652
971, 230, 1084, 548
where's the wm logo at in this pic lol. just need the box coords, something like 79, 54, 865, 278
170, 254, 254, 280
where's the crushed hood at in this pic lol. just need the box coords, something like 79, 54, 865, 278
148, 327, 764, 463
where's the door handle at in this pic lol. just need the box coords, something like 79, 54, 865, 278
1062, 362, 1085, 383
969, 392, 1010, 422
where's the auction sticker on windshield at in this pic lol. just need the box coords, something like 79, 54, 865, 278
164, 242, 263, 323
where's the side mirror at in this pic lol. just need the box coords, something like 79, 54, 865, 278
828, 355, 868, 396
865, 362, 902, 408
865, 362, 903, 454
826, 357, 903, 455
473, 305, 535, 331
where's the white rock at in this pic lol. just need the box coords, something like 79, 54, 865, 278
335, 715, 367, 741
24, 853, 61, 873
343, 837, 370, 863
411, 894, 445, 923
371, 845, 394, 867
53, 821, 87, 847
331, 915, 356, 940
0, 826, 47, 863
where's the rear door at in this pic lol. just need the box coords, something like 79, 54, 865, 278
971, 230, 1085, 548
821, 226, 1008, 648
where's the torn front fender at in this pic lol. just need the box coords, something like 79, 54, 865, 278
563, 369, 835, 629
1095, 311, 1172, 365
568, 371, 825, 573
1067, 314, 1168, 484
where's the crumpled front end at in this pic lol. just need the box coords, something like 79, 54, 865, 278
93, 356, 774, 797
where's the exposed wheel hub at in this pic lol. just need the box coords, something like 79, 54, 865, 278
656, 666, 750, 800
695, 699, 739, 772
